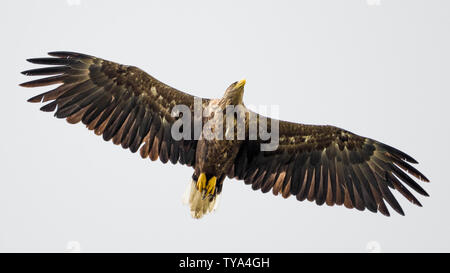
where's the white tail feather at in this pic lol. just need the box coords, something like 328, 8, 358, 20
182, 180, 220, 219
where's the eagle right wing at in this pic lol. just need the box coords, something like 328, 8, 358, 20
228, 113, 429, 216
21, 51, 208, 167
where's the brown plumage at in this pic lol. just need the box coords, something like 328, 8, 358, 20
228, 118, 429, 216
21, 51, 429, 218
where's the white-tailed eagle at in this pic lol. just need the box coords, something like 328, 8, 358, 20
21, 51, 429, 218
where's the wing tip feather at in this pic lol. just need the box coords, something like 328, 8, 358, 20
48, 51, 91, 59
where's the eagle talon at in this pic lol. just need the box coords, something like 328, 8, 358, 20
196, 173, 206, 192
196, 173, 216, 197
206, 176, 216, 196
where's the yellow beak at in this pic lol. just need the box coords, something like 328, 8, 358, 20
235, 79, 246, 89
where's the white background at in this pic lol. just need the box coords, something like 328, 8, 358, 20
0, 0, 449, 252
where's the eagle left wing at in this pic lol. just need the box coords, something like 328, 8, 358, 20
21, 51, 206, 166
228, 113, 429, 216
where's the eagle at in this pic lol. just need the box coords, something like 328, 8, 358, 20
20, 51, 429, 218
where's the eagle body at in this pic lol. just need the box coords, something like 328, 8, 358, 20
195, 99, 243, 179
191, 88, 247, 217
21, 51, 430, 219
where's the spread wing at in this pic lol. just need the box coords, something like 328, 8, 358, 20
228, 112, 430, 216
21, 51, 206, 166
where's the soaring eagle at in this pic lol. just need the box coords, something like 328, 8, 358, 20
20, 51, 429, 218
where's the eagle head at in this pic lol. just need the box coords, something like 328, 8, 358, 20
223, 79, 246, 105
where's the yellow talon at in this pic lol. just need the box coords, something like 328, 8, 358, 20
206, 176, 216, 195
197, 173, 206, 191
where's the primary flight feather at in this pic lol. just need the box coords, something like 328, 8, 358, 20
20, 51, 429, 218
